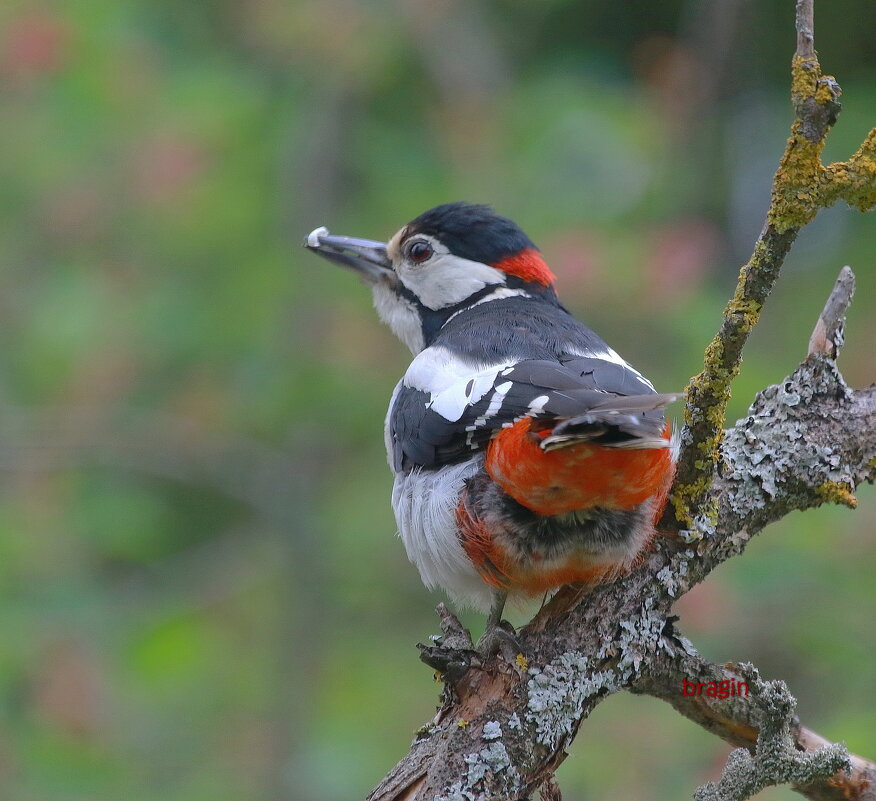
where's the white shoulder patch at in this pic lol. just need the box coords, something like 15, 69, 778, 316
403, 346, 515, 423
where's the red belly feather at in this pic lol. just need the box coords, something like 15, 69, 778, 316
485, 417, 673, 516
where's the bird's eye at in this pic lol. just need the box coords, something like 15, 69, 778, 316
406, 240, 433, 263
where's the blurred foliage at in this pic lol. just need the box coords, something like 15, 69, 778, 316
0, 1, 874, 800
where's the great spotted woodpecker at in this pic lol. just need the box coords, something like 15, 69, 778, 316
305, 203, 680, 645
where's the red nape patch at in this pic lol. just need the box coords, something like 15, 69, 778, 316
493, 248, 556, 286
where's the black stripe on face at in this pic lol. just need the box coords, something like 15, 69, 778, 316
390, 281, 505, 348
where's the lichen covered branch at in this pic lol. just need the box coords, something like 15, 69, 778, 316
693, 673, 849, 801
666, 0, 875, 529
635, 655, 876, 801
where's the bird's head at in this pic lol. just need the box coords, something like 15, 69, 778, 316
304, 202, 557, 354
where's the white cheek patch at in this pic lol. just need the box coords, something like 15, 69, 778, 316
398, 253, 505, 310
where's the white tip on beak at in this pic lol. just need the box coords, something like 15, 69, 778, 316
306, 226, 329, 248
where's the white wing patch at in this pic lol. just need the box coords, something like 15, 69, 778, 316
404, 345, 515, 423
429, 370, 502, 422
529, 394, 550, 412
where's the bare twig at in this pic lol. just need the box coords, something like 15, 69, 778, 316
795, 0, 815, 59
808, 265, 855, 358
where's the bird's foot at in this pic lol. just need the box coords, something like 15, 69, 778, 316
418, 603, 478, 678
475, 618, 522, 662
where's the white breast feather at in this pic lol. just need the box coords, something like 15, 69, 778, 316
391, 459, 493, 611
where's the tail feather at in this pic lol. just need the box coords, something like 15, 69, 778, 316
540, 392, 682, 451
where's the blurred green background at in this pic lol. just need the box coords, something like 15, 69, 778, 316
0, 1, 874, 799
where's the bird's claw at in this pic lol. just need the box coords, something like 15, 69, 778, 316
476, 619, 522, 661
418, 603, 479, 679
417, 640, 478, 680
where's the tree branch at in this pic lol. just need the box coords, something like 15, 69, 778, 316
808, 265, 854, 358
692, 672, 849, 801
634, 655, 876, 801
664, 0, 867, 530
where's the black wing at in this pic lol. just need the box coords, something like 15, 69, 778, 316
388, 354, 678, 473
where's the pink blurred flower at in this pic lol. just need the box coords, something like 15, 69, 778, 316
643, 218, 717, 305
1, 11, 70, 82
131, 133, 210, 204
541, 229, 605, 297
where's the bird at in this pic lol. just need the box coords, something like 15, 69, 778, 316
304, 202, 680, 651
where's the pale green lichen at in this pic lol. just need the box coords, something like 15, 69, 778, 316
464, 741, 516, 786
694, 666, 850, 801
720, 358, 858, 539
525, 602, 691, 749
434, 740, 522, 801
526, 652, 618, 748
482, 721, 502, 741
656, 549, 695, 597
609, 596, 690, 676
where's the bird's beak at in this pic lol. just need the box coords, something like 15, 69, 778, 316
303, 226, 395, 284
